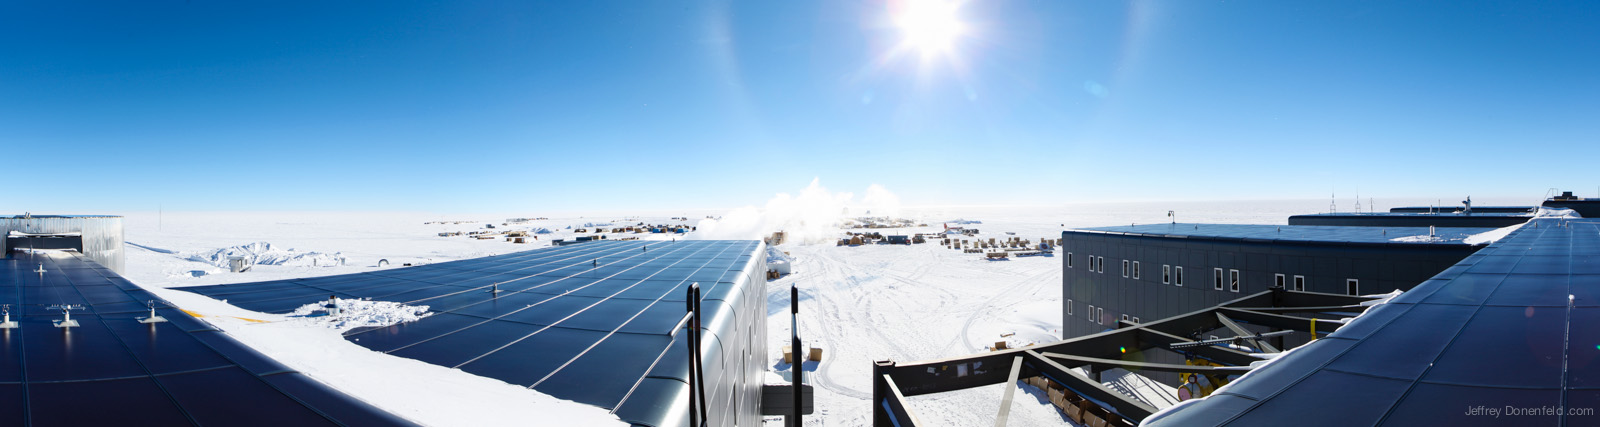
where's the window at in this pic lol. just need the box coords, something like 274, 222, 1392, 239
1294, 275, 1306, 292
1122, 260, 1130, 278
1067, 299, 1073, 315
1229, 269, 1240, 292
1275, 274, 1285, 289
1099, 257, 1106, 273
1133, 261, 1141, 279
1068, 253, 1074, 268
1176, 266, 1184, 286
1347, 279, 1360, 296
1213, 268, 1224, 290
1121, 314, 1130, 323
1162, 265, 1171, 284
1132, 317, 1141, 324
1088, 305, 1095, 321
1097, 307, 1104, 325
1089, 255, 1096, 272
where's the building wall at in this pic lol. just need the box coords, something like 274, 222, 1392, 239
1058, 231, 1480, 343
659, 242, 768, 427
1, 215, 124, 274
706, 243, 767, 427
1058, 231, 1482, 386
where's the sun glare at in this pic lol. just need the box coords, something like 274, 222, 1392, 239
895, 0, 965, 56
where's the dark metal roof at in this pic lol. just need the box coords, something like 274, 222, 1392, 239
1068, 223, 1498, 246
1144, 217, 1600, 426
3, 215, 123, 219
1542, 199, 1600, 218
182, 239, 765, 426
0, 251, 415, 426
1296, 212, 1532, 218
1389, 206, 1535, 214
1286, 212, 1531, 228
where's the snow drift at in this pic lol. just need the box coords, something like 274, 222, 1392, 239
186, 242, 347, 268
287, 299, 430, 331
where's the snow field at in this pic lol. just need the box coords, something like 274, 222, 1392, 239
102, 196, 1536, 426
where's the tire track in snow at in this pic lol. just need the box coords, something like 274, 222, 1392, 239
941, 264, 1061, 355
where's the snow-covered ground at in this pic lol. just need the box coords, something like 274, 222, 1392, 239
120, 211, 709, 427
753, 205, 1304, 426
101, 194, 1535, 426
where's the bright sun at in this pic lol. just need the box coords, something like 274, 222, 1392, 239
895, 0, 965, 56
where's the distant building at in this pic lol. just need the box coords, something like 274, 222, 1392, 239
1059, 223, 1491, 385
1, 214, 124, 273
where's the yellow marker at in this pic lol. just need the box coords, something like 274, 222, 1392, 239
1311, 318, 1318, 340
179, 309, 270, 323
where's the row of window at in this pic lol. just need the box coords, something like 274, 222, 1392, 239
1068, 252, 1109, 273
1067, 299, 1140, 326
1071, 253, 1362, 295
1071, 300, 1106, 325
1212, 268, 1240, 292
1274, 274, 1307, 292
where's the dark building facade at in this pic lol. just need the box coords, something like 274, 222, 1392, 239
1059, 224, 1490, 385
1542, 191, 1600, 217
1060, 224, 1491, 339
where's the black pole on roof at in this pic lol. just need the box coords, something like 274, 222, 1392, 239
687, 283, 700, 427
693, 284, 708, 426
791, 284, 802, 427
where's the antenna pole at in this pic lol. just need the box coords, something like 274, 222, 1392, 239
694, 284, 708, 426
791, 284, 802, 427
686, 284, 700, 427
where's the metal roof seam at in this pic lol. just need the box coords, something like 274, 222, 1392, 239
372, 243, 697, 354
1366, 221, 1546, 426
70, 255, 407, 426
60, 256, 206, 426
435, 242, 712, 366
529, 242, 740, 388
399, 241, 654, 305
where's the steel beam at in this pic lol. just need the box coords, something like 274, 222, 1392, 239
1218, 307, 1349, 334
1023, 350, 1157, 421
994, 356, 1023, 427
881, 374, 922, 427
1037, 352, 1254, 374
1216, 312, 1279, 353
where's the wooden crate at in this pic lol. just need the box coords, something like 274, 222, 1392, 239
1063, 397, 1084, 423
808, 347, 823, 362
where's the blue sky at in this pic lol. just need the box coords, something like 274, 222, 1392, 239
4, 1, 1597, 212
